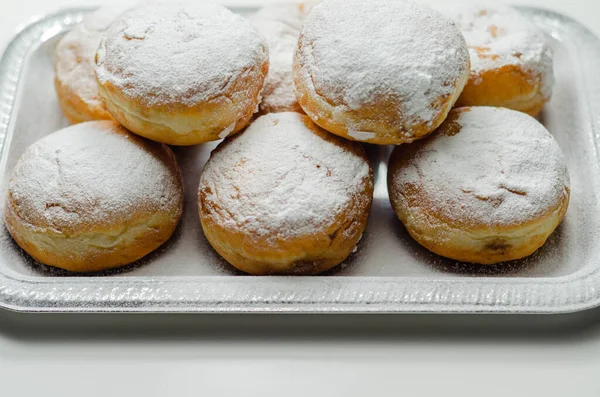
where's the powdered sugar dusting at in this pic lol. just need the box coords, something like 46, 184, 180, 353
294, 0, 469, 133
259, 48, 302, 114
54, 7, 129, 119
393, 107, 570, 227
95, 3, 268, 107
8, 122, 182, 233
250, 3, 316, 114
199, 112, 372, 239
438, 3, 554, 98
251, 2, 316, 32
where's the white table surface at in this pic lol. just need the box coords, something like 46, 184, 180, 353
1, 0, 600, 395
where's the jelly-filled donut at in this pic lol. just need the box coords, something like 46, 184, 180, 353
442, 4, 554, 116
95, 3, 269, 145
4, 121, 183, 272
293, 0, 470, 144
388, 107, 569, 264
198, 112, 374, 275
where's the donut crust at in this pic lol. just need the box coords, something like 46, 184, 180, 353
455, 60, 549, 117
200, 202, 370, 275
96, 63, 268, 146
293, 68, 469, 145
387, 168, 569, 264
5, 204, 181, 273
55, 79, 114, 124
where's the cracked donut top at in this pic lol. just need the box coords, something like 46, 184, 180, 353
95, 2, 268, 108
7, 121, 182, 234
199, 112, 372, 240
294, 0, 470, 130
391, 107, 570, 228
439, 3, 554, 97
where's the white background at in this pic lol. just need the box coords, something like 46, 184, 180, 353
1, 0, 600, 395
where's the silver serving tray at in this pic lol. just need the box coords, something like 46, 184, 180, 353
0, 6, 599, 313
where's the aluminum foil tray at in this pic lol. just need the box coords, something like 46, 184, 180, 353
0, 7, 598, 313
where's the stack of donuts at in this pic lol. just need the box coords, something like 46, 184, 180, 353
4, 0, 570, 275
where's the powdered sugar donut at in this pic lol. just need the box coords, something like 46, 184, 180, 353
4, 121, 183, 272
293, 0, 470, 145
388, 107, 570, 264
95, 3, 269, 146
249, 2, 318, 114
198, 112, 374, 275
54, 7, 128, 124
440, 4, 554, 116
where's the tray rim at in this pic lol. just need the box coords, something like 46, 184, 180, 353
0, 6, 599, 314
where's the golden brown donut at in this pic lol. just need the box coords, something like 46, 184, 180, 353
4, 121, 183, 272
249, 1, 319, 114
388, 107, 570, 264
53, 7, 128, 124
293, 0, 470, 145
198, 112, 374, 275
95, 3, 269, 146
439, 4, 554, 116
